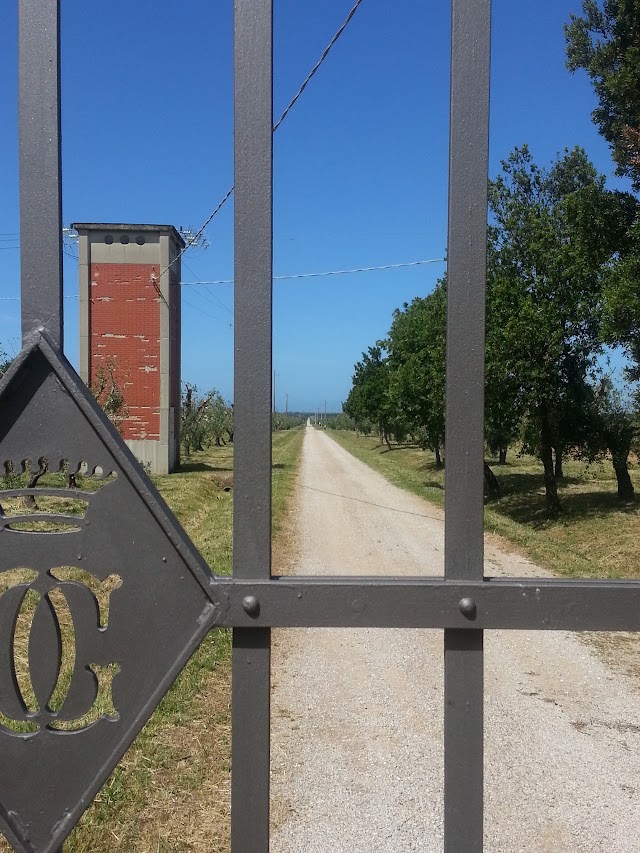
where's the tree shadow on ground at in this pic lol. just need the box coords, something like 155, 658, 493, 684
423, 479, 444, 491
179, 461, 233, 474
491, 478, 638, 529
494, 471, 583, 498
379, 443, 421, 454
417, 460, 443, 472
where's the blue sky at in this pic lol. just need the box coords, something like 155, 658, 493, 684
0, 0, 630, 411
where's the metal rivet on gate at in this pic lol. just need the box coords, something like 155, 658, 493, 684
458, 597, 477, 619
242, 595, 260, 617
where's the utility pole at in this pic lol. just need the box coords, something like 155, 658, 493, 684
285, 393, 288, 415
324, 400, 327, 430
273, 369, 277, 414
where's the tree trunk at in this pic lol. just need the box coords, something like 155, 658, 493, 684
483, 461, 500, 499
498, 447, 507, 465
25, 459, 48, 510
612, 455, 635, 502
554, 447, 564, 479
434, 445, 443, 468
540, 407, 561, 513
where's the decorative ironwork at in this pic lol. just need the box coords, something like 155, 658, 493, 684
4, 1, 640, 852
0, 461, 114, 534
0, 336, 224, 853
0, 566, 120, 734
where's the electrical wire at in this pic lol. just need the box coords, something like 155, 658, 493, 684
272, 0, 365, 133
182, 258, 233, 316
0, 243, 81, 259
183, 286, 223, 319
181, 293, 227, 323
157, 0, 368, 281
0, 295, 78, 301
0, 257, 446, 302
49, 1, 367, 306
181, 257, 446, 286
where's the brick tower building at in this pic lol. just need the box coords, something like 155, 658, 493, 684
74, 223, 183, 474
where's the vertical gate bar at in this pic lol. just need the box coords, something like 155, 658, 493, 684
231, 1, 273, 851
444, 0, 492, 851
20, 2, 62, 848
18, 0, 64, 350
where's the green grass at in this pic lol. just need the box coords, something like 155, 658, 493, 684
328, 429, 640, 580
0, 427, 305, 853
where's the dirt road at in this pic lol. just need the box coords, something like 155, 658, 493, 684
270, 426, 640, 852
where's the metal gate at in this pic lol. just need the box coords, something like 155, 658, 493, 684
1, 1, 639, 852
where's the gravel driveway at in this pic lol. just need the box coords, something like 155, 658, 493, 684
270, 426, 640, 852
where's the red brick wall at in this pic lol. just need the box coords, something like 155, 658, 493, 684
89, 263, 161, 441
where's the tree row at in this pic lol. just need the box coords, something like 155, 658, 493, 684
344, 145, 639, 512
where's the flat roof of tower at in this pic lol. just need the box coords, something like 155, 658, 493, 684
72, 223, 186, 248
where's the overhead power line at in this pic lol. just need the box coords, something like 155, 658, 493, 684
181, 293, 226, 324
181, 257, 447, 287
0, 256, 446, 303
6, 3, 367, 313
272, 0, 365, 133
158, 0, 367, 281
0, 295, 78, 302
182, 258, 233, 317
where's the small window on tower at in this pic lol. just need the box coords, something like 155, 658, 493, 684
136, 236, 145, 246
120, 235, 130, 245
105, 235, 114, 245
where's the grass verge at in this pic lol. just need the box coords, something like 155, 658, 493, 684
0, 427, 304, 853
327, 430, 640, 580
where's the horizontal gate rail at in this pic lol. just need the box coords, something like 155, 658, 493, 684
214, 577, 640, 631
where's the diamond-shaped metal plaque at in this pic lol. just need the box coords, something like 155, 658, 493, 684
0, 333, 225, 853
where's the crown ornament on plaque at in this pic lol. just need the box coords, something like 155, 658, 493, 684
0, 457, 116, 534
